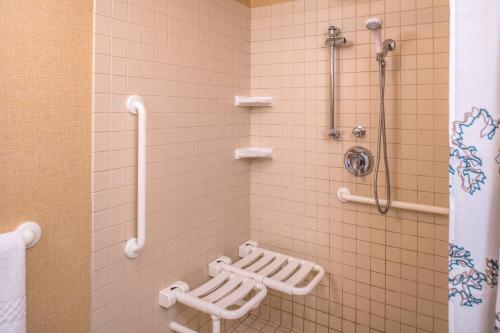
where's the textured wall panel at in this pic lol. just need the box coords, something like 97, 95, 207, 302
0, 1, 92, 332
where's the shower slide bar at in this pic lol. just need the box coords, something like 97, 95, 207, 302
336, 187, 449, 215
325, 26, 347, 140
125, 95, 147, 259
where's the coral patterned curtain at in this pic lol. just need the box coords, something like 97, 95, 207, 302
448, 1, 500, 332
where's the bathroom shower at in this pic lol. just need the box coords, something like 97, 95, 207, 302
0, 0, 476, 331
365, 17, 396, 214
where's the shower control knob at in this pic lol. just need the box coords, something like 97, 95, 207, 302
344, 146, 373, 177
352, 126, 366, 138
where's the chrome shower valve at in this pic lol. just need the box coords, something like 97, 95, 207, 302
344, 146, 373, 177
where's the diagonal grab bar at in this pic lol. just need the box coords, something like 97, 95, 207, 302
125, 95, 147, 258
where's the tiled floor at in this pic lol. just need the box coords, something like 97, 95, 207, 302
229, 315, 301, 333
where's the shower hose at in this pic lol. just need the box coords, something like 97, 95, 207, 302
374, 56, 391, 214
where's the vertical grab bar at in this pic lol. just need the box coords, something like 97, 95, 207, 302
125, 95, 146, 259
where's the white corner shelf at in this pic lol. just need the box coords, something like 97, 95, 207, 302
235, 96, 273, 107
235, 147, 273, 160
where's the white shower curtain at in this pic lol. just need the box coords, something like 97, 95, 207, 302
449, 1, 500, 332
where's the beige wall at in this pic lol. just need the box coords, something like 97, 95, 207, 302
249, 0, 449, 332
91, 0, 251, 332
0, 1, 92, 332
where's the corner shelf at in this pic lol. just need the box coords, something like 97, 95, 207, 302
235, 147, 273, 160
235, 96, 273, 107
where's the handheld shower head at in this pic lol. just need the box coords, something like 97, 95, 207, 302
365, 17, 382, 30
365, 17, 383, 55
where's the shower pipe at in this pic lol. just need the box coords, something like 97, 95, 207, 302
125, 95, 147, 259
336, 187, 449, 215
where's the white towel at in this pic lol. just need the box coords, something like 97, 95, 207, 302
0, 230, 26, 333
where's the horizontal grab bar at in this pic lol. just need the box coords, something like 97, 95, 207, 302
125, 95, 147, 259
336, 187, 449, 215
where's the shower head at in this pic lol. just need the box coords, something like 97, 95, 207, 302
365, 17, 382, 30
365, 17, 383, 54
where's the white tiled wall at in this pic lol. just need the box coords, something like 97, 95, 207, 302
93, 0, 450, 332
249, 1, 449, 332
92, 0, 251, 332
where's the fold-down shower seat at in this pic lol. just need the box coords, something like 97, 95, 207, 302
160, 271, 267, 333
208, 240, 325, 296
159, 241, 324, 333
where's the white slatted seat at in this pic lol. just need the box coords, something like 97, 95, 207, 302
160, 240, 324, 333
209, 241, 325, 296
159, 271, 267, 333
